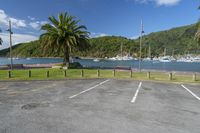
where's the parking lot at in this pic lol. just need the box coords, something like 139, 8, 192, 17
0, 79, 200, 133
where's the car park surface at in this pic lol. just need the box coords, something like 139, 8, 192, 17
0, 79, 199, 133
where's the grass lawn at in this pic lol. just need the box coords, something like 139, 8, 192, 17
0, 68, 199, 83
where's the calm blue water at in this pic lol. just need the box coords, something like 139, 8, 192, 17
0, 57, 63, 65
0, 57, 200, 72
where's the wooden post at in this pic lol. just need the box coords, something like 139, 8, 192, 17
193, 73, 196, 81
97, 69, 100, 77
8, 71, 11, 78
28, 70, 31, 78
169, 72, 172, 80
46, 71, 49, 78
64, 70, 67, 77
147, 72, 150, 79
113, 69, 116, 77
130, 70, 133, 78
81, 69, 84, 77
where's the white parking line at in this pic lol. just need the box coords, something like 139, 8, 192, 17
181, 85, 200, 101
69, 79, 110, 99
131, 82, 142, 103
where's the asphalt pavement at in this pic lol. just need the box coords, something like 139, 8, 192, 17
0, 79, 199, 133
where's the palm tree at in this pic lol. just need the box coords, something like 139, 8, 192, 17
40, 12, 89, 67
0, 38, 2, 45
0, 28, 2, 45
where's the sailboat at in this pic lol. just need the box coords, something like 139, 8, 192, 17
93, 58, 100, 62
109, 43, 133, 61
143, 44, 152, 61
159, 48, 176, 62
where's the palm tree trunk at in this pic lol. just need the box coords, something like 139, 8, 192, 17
63, 46, 70, 67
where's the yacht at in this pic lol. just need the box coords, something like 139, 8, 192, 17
192, 56, 200, 62
93, 58, 100, 62
159, 56, 176, 62
143, 57, 151, 61
159, 56, 171, 62
122, 55, 134, 60
177, 55, 200, 63
108, 43, 134, 61
108, 55, 133, 61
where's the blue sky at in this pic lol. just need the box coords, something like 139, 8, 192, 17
0, 0, 199, 49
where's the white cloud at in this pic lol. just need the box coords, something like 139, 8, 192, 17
134, 0, 181, 6
90, 32, 109, 38
29, 21, 48, 30
0, 9, 27, 28
98, 33, 108, 37
156, 0, 181, 6
0, 33, 38, 50
129, 35, 139, 39
28, 16, 35, 21
0, 9, 48, 31
0, 10, 8, 25
29, 22, 40, 29
10, 18, 27, 28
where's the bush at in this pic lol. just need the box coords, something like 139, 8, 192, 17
69, 62, 83, 69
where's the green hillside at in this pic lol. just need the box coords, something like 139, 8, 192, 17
0, 24, 199, 58
0, 36, 138, 58
141, 24, 199, 56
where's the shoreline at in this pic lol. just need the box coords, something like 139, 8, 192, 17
0, 57, 200, 74
0, 63, 199, 75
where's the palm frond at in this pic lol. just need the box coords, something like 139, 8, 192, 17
0, 38, 2, 45
49, 16, 59, 28
40, 12, 90, 64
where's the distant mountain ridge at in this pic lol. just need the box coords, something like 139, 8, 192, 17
0, 24, 199, 58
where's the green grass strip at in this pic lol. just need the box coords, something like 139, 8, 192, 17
0, 69, 199, 83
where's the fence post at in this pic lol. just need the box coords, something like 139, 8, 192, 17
64, 70, 67, 77
130, 70, 133, 78
46, 70, 49, 78
8, 71, 11, 78
169, 72, 172, 80
97, 69, 100, 77
81, 69, 84, 77
28, 70, 31, 78
193, 73, 196, 81
147, 72, 150, 79
113, 69, 116, 77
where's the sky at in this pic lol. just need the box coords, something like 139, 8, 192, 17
0, 0, 199, 49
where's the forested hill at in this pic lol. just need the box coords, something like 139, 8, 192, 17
141, 24, 199, 56
0, 24, 199, 58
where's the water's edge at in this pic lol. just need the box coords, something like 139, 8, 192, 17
0, 57, 200, 73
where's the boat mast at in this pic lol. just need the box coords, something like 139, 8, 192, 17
148, 44, 151, 58
172, 48, 174, 57
164, 48, 166, 56
121, 43, 123, 57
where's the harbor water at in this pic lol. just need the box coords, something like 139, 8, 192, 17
0, 57, 200, 72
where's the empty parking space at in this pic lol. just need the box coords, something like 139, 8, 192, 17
0, 79, 106, 104
0, 80, 199, 133
181, 84, 200, 100
135, 82, 200, 132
